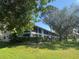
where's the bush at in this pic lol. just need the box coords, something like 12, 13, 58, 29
10, 36, 29, 43
0, 41, 9, 48
10, 33, 43, 43
17, 37, 43, 43
9, 33, 28, 43
9, 33, 18, 43
29, 37, 43, 43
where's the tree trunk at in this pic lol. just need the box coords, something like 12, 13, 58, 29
65, 36, 68, 42
59, 34, 62, 41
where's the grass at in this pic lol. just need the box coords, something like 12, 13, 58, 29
0, 43, 79, 59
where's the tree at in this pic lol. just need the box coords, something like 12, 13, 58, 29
0, 0, 37, 34
0, 0, 54, 34
43, 8, 78, 41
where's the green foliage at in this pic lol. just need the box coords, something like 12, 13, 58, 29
41, 0, 54, 5
0, 0, 37, 34
0, 0, 55, 35
10, 33, 43, 43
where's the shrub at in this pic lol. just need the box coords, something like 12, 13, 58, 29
10, 33, 43, 43
29, 37, 43, 43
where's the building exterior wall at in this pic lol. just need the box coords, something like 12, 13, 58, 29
0, 30, 11, 42
0, 26, 57, 42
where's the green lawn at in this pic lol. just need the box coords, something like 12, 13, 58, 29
0, 45, 79, 59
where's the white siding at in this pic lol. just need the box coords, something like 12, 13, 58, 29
0, 30, 11, 42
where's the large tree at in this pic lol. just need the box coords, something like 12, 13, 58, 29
0, 0, 37, 33
43, 8, 78, 41
0, 0, 54, 34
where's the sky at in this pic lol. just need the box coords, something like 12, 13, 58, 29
35, 0, 79, 31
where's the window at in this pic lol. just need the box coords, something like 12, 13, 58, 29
39, 28, 41, 33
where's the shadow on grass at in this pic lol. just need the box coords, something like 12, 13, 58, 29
34, 42, 79, 50
0, 41, 79, 50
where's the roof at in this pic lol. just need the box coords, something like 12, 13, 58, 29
34, 25, 58, 35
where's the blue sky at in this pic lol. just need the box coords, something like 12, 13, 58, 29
35, 0, 78, 31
